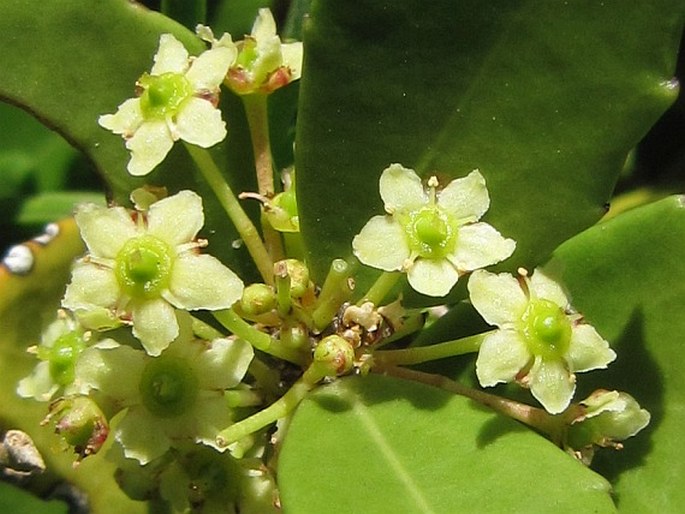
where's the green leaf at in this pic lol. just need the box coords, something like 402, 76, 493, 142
16, 191, 105, 226
0, 0, 260, 280
0, 220, 146, 514
0, 482, 68, 514
279, 374, 615, 513
295, 1, 683, 297
548, 195, 685, 513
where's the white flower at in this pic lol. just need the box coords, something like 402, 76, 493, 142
468, 268, 617, 414
352, 164, 516, 297
75, 336, 254, 465
17, 312, 89, 401
99, 34, 236, 176
224, 8, 303, 94
62, 190, 244, 356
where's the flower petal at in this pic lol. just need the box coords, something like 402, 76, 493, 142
165, 253, 244, 310
175, 97, 227, 148
467, 270, 527, 327
194, 338, 254, 390
449, 222, 516, 272
185, 46, 236, 91
17, 362, 58, 401
437, 169, 490, 222
476, 330, 530, 387
74, 343, 145, 401
116, 408, 171, 464
74, 203, 136, 258
281, 41, 303, 80
63, 262, 119, 312
379, 164, 428, 213
131, 299, 179, 356
528, 357, 576, 414
189, 397, 234, 452
352, 215, 409, 271
529, 268, 570, 308
146, 190, 204, 246
252, 8, 277, 40
407, 258, 459, 297
126, 120, 174, 176
151, 34, 189, 75
566, 324, 616, 372
98, 98, 144, 137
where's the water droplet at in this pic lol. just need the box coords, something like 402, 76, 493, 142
3, 245, 34, 275
231, 239, 244, 249
33, 223, 60, 246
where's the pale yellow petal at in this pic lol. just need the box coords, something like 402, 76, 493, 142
352, 215, 409, 271
379, 163, 427, 213
185, 45, 236, 91
566, 324, 616, 372
476, 330, 530, 387
467, 270, 527, 327
98, 98, 143, 137
528, 357, 576, 414
74, 203, 136, 258
151, 34, 189, 75
449, 222, 515, 272
147, 190, 204, 246
126, 120, 174, 176
437, 169, 489, 222
407, 258, 459, 297
131, 299, 178, 356
175, 98, 227, 148
165, 253, 244, 311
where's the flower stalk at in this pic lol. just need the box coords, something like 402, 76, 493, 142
184, 143, 274, 284
374, 332, 490, 366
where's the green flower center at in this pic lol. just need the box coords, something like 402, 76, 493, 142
522, 299, 572, 359
139, 72, 193, 119
405, 207, 456, 259
46, 332, 86, 386
139, 356, 198, 418
114, 235, 173, 299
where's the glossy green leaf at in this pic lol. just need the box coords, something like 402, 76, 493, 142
0, 220, 146, 514
295, 1, 683, 297
16, 191, 105, 226
279, 374, 615, 513
548, 195, 685, 513
0, 0, 260, 279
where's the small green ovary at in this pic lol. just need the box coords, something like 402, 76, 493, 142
405, 207, 456, 259
522, 299, 572, 359
139, 356, 199, 418
139, 72, 193, 119
45, 332, 86, 386
115, 235, 173, 299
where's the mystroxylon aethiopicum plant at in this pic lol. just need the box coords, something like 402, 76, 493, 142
7, 4, 673, 513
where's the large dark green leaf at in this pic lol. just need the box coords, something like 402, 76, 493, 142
295, 1, 683, 297
0, 0, 260, 279
548, 195, 685, 512
279, 374, 615, 513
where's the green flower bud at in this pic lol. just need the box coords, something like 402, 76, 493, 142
276, 259, 310, 299
240, 283, 277, 316
314, 335, 355, 377
47, 397, 109, 460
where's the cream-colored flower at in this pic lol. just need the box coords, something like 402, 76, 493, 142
99, 34, 236, 176
62, 190, 244, 356
353, 164, 515, 297
75, 335, 254, 464
468, 268, 617, 414
223, 8, 303, 94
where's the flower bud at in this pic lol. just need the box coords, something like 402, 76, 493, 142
240, 283, 277, 316
314, 335, 355, 377
45, 397, 109, 460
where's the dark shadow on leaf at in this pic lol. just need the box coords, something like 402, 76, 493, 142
578, 310, 662, 486
475, 407, 530, 449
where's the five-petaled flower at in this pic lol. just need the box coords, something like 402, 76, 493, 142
468, 268, 617, 414
222, 8, 303, 94
352, 164, 516, 297
74, 333, 254, 464
62, 190, 244, 356
98, 33, 236, 176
